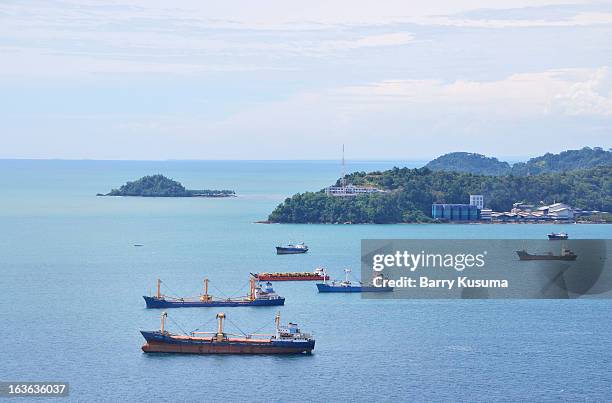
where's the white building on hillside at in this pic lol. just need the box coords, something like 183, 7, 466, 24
469, 195, 484, 210
325, 144, 385, 197
325, 184, 385, 197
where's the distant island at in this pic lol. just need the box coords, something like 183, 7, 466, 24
98, 175, 236, 197
267, 147, 611, 224
425, 147, 612, 176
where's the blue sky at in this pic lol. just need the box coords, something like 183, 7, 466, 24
1, 0, 611, 160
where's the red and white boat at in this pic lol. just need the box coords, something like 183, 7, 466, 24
252, 267, 329, 281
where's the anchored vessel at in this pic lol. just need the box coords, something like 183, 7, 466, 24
276, 242, 309, 254
252, 267, 329, 281
516, 247, 577, 261
316, 269, 394, 293
143, 278, 285, 308
141, 311, 315, 354
547, 232, 569, 240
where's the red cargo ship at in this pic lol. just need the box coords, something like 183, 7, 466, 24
252, 267, 329, 281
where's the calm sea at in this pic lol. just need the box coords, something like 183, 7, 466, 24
0, 160, 610, 402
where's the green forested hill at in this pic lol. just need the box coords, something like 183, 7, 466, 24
511, 147, 612, 175
268, 166, 611, 223
424, 147, 611, 176
425, 152, 511, 175
102, 175, 235, 197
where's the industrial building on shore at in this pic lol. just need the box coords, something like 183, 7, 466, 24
432, 196, 601, 223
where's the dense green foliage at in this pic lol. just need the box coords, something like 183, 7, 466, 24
424, 147, 611, 176
425, 152, 511, 175
104, 175, 235, 197
511, 147, 612, 175
268, 166, 611, 223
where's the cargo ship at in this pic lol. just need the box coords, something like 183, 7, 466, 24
141, 311, 315, 354
516, 247, 577, 261
143, 277, 285, 308
547, 232, 569, 240
276, 242, 309, 254
316, 269, 394, 293
252, 267, 329, 281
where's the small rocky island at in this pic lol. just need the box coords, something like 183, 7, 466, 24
98, 174, 236, 197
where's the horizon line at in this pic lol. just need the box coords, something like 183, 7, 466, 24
0, 156, 529, 163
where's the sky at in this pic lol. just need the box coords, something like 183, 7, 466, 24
1, 0, 612, 160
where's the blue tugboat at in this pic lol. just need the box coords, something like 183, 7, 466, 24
144, 277, 285, 308
316, 269, 394, 293
276, 242, 309, 254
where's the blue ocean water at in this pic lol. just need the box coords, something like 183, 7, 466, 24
0, 160, 610, 402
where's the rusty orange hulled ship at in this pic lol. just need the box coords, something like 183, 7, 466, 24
141, 312, 315, 355
252, 267, 329, 281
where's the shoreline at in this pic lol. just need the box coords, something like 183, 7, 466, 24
97, 194, 237, 198
255, 220, 610, 225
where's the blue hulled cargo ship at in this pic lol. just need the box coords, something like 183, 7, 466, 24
143, 278, 285, 308
141, 312, 315, 354
276, 242, 309, 254
316, 269, 393, 293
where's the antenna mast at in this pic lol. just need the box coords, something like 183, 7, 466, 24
341, 144, 346, 192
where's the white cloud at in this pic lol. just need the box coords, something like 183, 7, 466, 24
331, 69, 612, 117
552, 67, 612, 116
110, 67, 612, 141
1, 1, 609, 77
1, 1, 611, 159
420, 11, 612, 28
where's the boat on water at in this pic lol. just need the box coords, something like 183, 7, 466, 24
516, 247, 577, 261
547, 232, 569, 240
141, 311, 315, 354
316, 269, 393, 293
143, 277, 285, 308
252, 267, 329, 281
276, 242, 309, 254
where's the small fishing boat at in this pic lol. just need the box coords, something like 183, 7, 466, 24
547, 232, 569, 240
143, 277, 285, 308
276, 242, 309, 254
252, 267, 329, 281
141, 311, 315, 354
516, 247, 577, 261
316, 269, 394, 293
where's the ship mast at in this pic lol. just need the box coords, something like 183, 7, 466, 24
344, 268, 351, 283
249, 276, 256, 301
201, 277, 210, 302
156, 278, 161, 298
160, 311, 167, 334
216, 312, 225, 341
341, 144, 346, 194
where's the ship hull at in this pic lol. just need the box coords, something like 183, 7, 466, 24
141, 332, 314, 354
276, 247, 308, 254
316, 284, 393, 293
255, 275, 328, 281
143, 296, 285, 309
516, 251, 577, 261
548, 234, 569, 240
